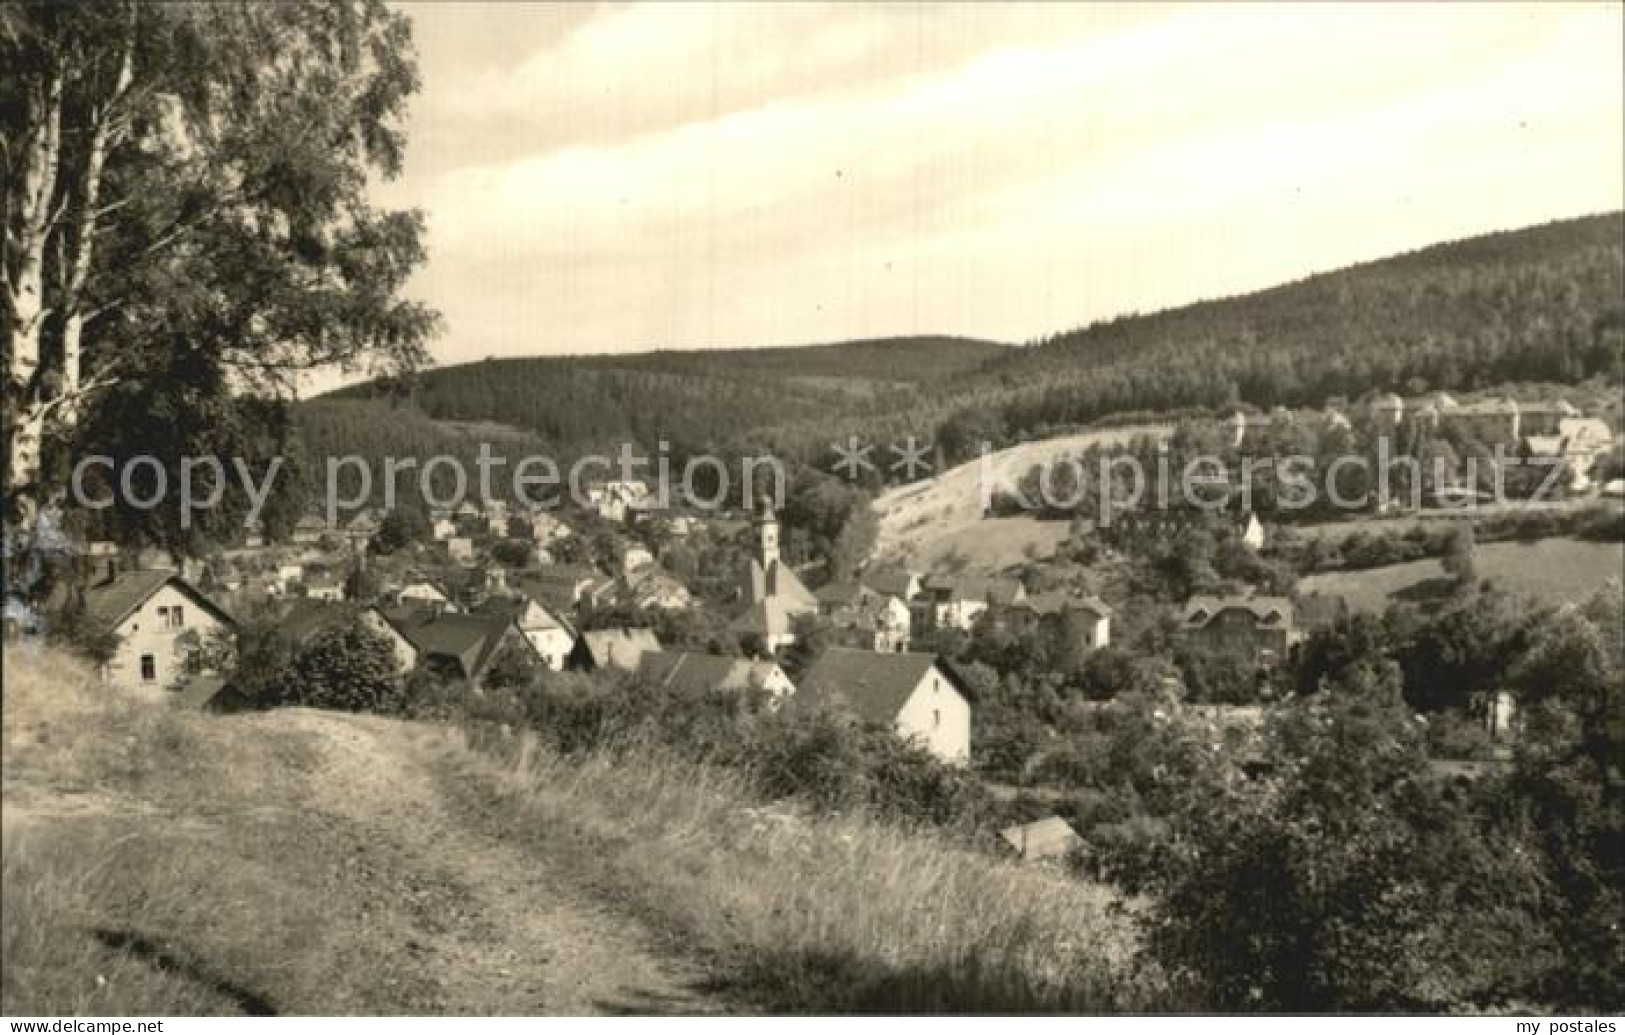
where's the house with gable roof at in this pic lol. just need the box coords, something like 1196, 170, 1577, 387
791, 648, 971, 765
1178, 594, 1301, 664
78, 569, 235, 689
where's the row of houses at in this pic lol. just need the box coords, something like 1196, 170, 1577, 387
729, 501, 1116, 656
60, 562, 975, 764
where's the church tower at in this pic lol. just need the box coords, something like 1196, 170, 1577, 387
755, 498, 780, 569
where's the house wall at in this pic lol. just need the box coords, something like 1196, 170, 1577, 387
359, 609, 418, 676
107, 584, 228, 689
893, 667, 971, 766
523, 627, 574, 670
1085, 613, 1111, 649
754, 665, 796, 707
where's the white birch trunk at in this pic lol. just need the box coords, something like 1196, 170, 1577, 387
6, 66, 64, 506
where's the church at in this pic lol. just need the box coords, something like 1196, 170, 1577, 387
730, 500, 818, 653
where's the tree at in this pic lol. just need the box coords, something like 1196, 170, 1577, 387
1440, 523, 1477, 585
482, 635, 538, 692
342, 563, 381, 603
286, 620, 403, 713
490, 538, 533, 568
4, 1, 437, 549
1144, 664, 1555, 1011
371, 505, 429, 555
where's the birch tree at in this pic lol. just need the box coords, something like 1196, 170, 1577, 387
2, 0, 436, 550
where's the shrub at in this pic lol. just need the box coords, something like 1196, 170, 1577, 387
1140, 665, 1557, 1012
284, 621, 405, 713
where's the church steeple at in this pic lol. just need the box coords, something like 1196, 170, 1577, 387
754, 497, 780, 569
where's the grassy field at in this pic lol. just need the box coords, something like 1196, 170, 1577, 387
2, 648, 1152, 1015
872, 422, 1174, 574
1300, 537, 1625, 612
434, 725, 1153, 1013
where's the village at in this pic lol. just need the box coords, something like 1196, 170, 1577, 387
22, 381, 1620, 871
5, 1, 1623, 1017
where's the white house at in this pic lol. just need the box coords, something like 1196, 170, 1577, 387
621, 544, 655, 573
506, 595, 576, 670
396, 580, 458, 612
81, 571, 235, 690
792, 648, 971, 765
635, 651, 796, 709
446, 537, 474, 563
567, 627, 662, 672
431, 518, 457, 542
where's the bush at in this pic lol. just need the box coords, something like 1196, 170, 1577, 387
1140, 665, 1557, 1012
284, 621, 406, 713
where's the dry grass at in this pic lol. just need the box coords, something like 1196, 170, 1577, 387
1300, 537, 1625, 612
3, 647, 1167, 1015
426, 725, 1164, 1013
2, 648, 439, 1016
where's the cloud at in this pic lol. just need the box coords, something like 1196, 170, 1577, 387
371, 1, 1624, 364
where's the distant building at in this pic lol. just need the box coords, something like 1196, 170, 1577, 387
445, 537, 474, 563
1524, 416, 1614, 490
1178, 594, 1301, 664
635, 651, 795, 708
291, 514, 328, 545
621, 544, 655, 573
792, 648, 971, 765
304, 570, 345, 602
1367, 392, 1405, 430
396, 580, 458, 612
615, 565, 693, 611
567, 627, 662, 672
483, 593, 575, 671
79, 571, 234, 689
343, 509, 380, 549
815, 582, 911, 652
859, 566, 922, 603
912, 575, 1025, 636
738, 502, 818, 609
586, 480, 652, 523
733, 502, 817, 651
515, 564, 606, 613
1004, 592, 1112, 649
379, 606, 535, 688
1000, 817, 1083, 862
275, 600, 418, 677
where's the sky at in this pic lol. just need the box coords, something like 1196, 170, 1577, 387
367, 1, 1625, 371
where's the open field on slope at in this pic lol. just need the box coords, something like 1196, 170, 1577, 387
1300, 537, 1625, 613
2, 648, 1152, 1015
872, 423, 1176, 574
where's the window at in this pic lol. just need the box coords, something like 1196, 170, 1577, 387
140, 654, 156, 682
933, 708, 942, 730
168, 606, 184, 629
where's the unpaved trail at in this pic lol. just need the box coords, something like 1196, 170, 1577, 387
274, 710, 733, 1015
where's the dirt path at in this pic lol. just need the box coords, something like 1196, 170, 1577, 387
268, 711, 734, 1015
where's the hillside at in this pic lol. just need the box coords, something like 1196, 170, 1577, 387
310, 336, 1010, 461
934, 211, 1624, 445
302, 213, 1623, 481
2, 649, 1142, 1015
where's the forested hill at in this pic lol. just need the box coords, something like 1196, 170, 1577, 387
312, 335, 1009, 459
304, 213, 1623, 478
929, 211, 1624, 444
